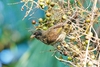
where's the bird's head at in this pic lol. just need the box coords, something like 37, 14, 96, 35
30, 29, 43, 39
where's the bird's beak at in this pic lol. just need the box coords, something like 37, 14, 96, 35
30, 34, 35, 39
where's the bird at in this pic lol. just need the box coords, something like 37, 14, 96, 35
31, 23, 67, 45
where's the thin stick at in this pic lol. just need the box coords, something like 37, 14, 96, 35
55, 56, 77, 67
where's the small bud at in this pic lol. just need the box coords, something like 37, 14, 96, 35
62, 15, 67, 20
70, 36, 76, 40
32, 20, 36, 24
21, 7, 24, 11
49, 23, 54, 26
46, 12, 51, 17
63, 51, 68, 56
43, 26, 47, 30
85, 40, 88, 44
67, 56, 72, 61
59, 56, 63, 59
85, 32, 93, 39
41, 5, 45, 9
88, 61, 93, 66
50, 2, 55, 7
85, 18, 91, 23
91, 55, 95, 59
39, 18, 43, 22
57, 45, 61, 50
46, 17, 51, 21
67, 11, 71, 15
39, 2, 44, 7
39, 0, 44, 2
46, 0, 51, 5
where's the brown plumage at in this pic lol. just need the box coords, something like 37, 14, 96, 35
31, 23, 66, 45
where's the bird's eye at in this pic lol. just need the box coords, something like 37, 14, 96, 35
34, 32, 39, 35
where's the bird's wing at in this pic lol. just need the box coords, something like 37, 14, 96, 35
46, 26, 63, 44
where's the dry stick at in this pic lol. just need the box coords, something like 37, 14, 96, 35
22, 1, 38, 20
84, 0, 97, 67
84, 34, 91, 67
68, 0, 70, 9
98, 53, 100, 67
7, 0, 25, 5
94, 26, 100, 67
85, 0, 92, 10
55, 56, 77, 67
